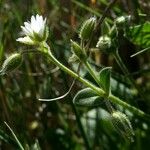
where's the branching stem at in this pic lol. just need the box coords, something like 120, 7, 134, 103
40, 44, 150, 122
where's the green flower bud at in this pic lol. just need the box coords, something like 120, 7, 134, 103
96, 35, 111, 52
0, 53, 22, 75
79, 17, 96, 40
111, 111, 134, 142
115, 16, 131, 27
70, 40, 87, 61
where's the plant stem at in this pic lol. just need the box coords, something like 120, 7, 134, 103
82, 59, 149, 120
40, 47, 150, 122
113, 51, 130, 76
84, 61, 101, 87
108, 94, 150, 121
45, 50, 105, 97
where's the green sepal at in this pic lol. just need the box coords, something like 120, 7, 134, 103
70, 40, 87, 61
79, 17, 96, 40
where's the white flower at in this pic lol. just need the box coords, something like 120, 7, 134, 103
16, 14, 48, 45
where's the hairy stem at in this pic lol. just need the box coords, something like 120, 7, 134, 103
40, 45, 150, 122
84, 61, 101, 87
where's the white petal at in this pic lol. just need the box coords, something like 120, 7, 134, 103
24, 22, 32, 30
36, 14, 40, 20
16, 36, 35, 45
38, 18, 46, 36
31, 15, 36, 24
23, 22, 34, 37
32, 21, 40, 32
32, 15, 45, 36
21, 26, 31, 36
24, 22, 32, 32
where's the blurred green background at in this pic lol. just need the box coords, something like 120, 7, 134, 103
0, 0, 150, 149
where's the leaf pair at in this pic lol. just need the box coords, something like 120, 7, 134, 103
73, 67, 111, 107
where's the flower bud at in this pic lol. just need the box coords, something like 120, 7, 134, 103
115, 16, 131, 28
111, 111, 134, 142
96, 35, 111, 52
79, 17, 96, 40
0, 53, 22, 75
70, 40, 87, 61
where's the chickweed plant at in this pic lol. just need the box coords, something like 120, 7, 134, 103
0, 4, 150, 150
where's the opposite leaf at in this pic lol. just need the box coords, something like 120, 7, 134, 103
73, 88, 104, 107
99, 67, 111, 96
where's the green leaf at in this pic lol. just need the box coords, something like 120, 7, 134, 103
99, 67, 111, 96
127, 21, 150, 48
73, 88, 104, 107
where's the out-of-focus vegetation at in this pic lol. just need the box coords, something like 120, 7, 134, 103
0, 0, 150, 149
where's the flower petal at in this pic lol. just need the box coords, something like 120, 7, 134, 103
16, 36, 35, 45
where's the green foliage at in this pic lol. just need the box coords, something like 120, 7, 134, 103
73, 88, 104, 107
127, 21, 150, 48
99, 67, 111, 96
70, 40, 87, 61
0, 0, 150, 150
